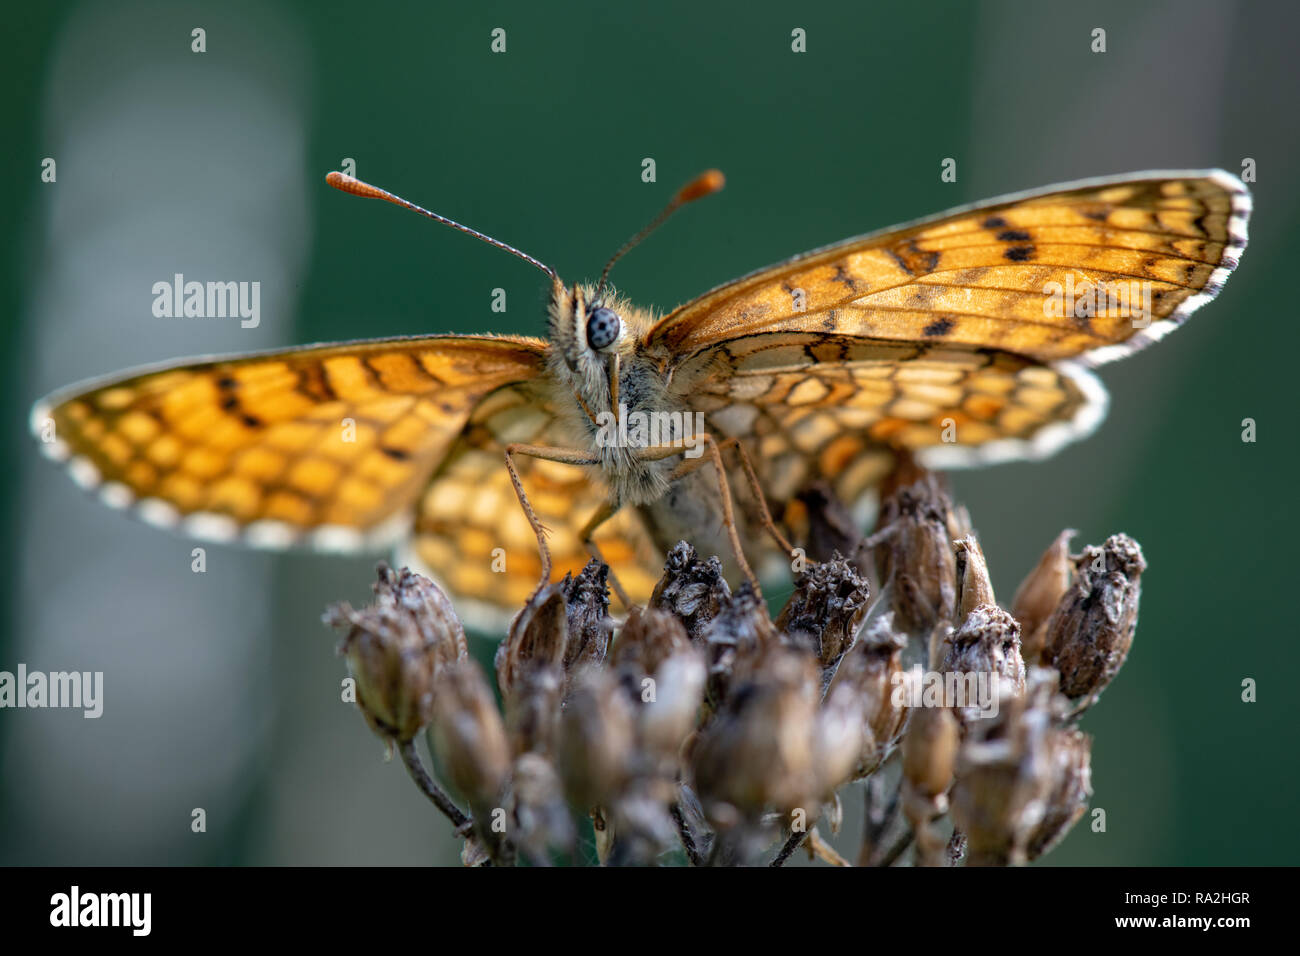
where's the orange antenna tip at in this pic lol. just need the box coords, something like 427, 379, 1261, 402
595, 167, 725, 297
677, 169, 725, 204
326, 171, 390, 201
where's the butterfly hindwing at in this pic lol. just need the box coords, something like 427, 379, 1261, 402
404, 380, 664, 619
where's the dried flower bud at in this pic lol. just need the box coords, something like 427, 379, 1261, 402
953, 535, 995, 621
429, 660, 511, 810
504, 664, 563, 758
939, 605, 1026, 723
1011, 530, 1075, 665
826, 610, 908, 777
774, 555, 870, 683
496, 582, 567, 698
700, 582, 778, 707
557, 668, 636, 809
950, 670, 1063, 866
612, 607, 693, 679
1041, 533, 1145, 706
815, 683, 866, 793
1026, 727, 1093, 861
691, 649, 821, 820
870, 470, 958, 636
902, 705, 960, 802
638, 648, 707, 765
507, 752, 574, 864
902, 704, 960, 866
650, 542, 731, 642
561, 559, 613, 674
324, 563, 467, 742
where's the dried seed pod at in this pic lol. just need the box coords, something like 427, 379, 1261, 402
939, 605, 1026, 723
504, 664, 563, 758
561, 559, 613, 674
1026, 727, 1093, 861
638, 648, 707, 765
826, 610, 909, 777
690, 649, 822, 820
902, 705, 960, 802
324, 563, 467, 742
650, 542, 732, 642
1041, 533, 1145, 706
953, 535, 995, 622
507, 752, 574, 864
429, 660, 511, 811
774, 554, 870, 682
902, 705, 960, 867
557, 668, 636, 809
871, 470, 958, 636
496, 581, 567, 699
612, 607, 694, 680
1011, 530, 1075, 665
950, 671, 1061, 866
700, 582, 779, 707
815, 683, 866, 793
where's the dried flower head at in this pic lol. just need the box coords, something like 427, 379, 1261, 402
557, 667, 636, 810
690, 648, 822, 823
939, 604, 1027, 723
561, 560, 614, 674
826, 610, 909, 778
496, 581, 567, 697
949, 669, 1076, 866
649, 542, 731, 642
774, 554, 870, 683
700, 582, 778, 708
324, 563, 467, 742
869, 468, 958, 637
1041, 533, 1146, 707
429, 660, 511, 811
327, 465, 1140, 867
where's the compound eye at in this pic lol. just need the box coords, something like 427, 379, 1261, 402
585, 306, 622, 351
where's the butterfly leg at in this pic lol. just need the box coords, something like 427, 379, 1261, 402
637, 433, 762, 598
504, 442, 600, 600
718, 437, 803, 564
576, 501, 635, 611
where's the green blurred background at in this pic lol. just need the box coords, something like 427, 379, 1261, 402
2, 0, 1295, 865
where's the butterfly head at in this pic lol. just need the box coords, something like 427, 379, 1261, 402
547, 281, 656, 399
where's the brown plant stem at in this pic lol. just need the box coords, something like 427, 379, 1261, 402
671, 801, 706, 867
398, 738, 471, 831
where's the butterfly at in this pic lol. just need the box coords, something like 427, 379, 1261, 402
29, 168, 1250, 628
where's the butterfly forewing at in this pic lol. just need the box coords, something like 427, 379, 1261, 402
649, 172, 1249, 367
32, 335, 546, 549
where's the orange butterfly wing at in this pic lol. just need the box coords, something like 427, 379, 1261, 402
650, 171, 1249, 367
31, 335, 547, 549
654, 171, 1249, 556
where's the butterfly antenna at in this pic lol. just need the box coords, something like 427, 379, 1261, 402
595, 169, 725, 300
326, 172, 557, 279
